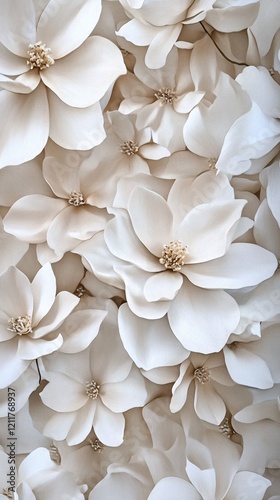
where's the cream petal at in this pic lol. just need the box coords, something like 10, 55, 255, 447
47, 206, 107, 256
0, 338, 30, 388
254, 200, 280, 258
31, 263, 56, 327
0, 220, 29, 275
59, 309, 107, 353
174, 91, 205, 114
0, 71, 40, 93
145, 25, 182, 69
194, 383, 226, 425
0, 42, 30, 75
0, 0, 36, 56
48, 90, 105, 150
226, 471, 271, 500
223, 345, 273, 389
168, 281, 240, 353
237, 66, 280, 119
40, 372, 88, 412
67, 399, 97, 446
3, 195, 67, 244
0, 84, 49, 168
143, 271, 183, 302
101, 365, 147, 412
41, 37, 126, 108
37, 0, 102, 59
148, 477, 201, 500
184, 243, 277, 289
104, 210, 162, 272
17, 334, 63, 360
116, 19, 158, 46
118, 304, 188, 370
0, 266, 33, 318
205, 0, 259, 32
93, 401, 125, 446
139, 143, 170, 159
115, 265, 171, 319
128, 187, 173, 256
34, 291, 79, 338
265, 162, 280, 226
178, 199, 246, 263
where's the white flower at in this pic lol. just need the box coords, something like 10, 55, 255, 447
0, 263, 79, 387
0, 0, 126, 167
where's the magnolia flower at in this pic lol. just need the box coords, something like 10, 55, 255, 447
0, 0, 126, 168
37, 300, 148, 446
0, 447, 87, 499
80, 171, 277, 353
0, 264, 79, 387
3, 146, 110, 259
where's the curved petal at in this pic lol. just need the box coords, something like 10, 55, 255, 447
41, 36, 126, 107
0, 41, 30, 74
17, 333, 63, 360
0, 221, 28, 275
184, 243, 277, 289
34, 291, 79, 338
0, 0, 36, 56
104, 210, 162, 272
0, 338, 30, 388
40, 372, 87, 412
148, 477, 201, 500
145, 24, 182, 69
67, 399, 97, 445
93, 401, 125, 446
205, 1, 259, 32
223, 345, 273, 389
31, 263, 56, 327
128, 187, 173, 256
0, 266, 33, 318
47, 206, 107, 256
118, 304, 188, 370
48, 90, 105, 150
0, 84, 49, 168
168, 281, 240, 353
194, 383, 226, 425
101, 365, 147, 412
143, 271, 183, 301
60, 309, 107, 353
178, 199, 246, 263
0, 71, 40, 93
37, 0, 102, 59
3, 195, 67, 243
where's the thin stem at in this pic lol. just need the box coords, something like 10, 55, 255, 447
200, 21, 249, 67
35, 358, 42, 384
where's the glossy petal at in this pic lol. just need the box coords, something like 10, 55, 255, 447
184, 243, 277, 289
41, 37, 126, 107
168, 281, 240, 353
0, 84, 49, 168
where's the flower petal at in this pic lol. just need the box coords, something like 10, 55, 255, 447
101, 365, 147, 412
37, 0, 102, 59
0, 338, 30, 388
60, 309, 107, 353
17, 334, 63, 360
0, 266, 33, 318
0, 84, 49, 168
67, 399, 97, 446
0, 0, 36, 56
118, 304, 188, 370
41, 36, 126, 107
223, 345, 273, 389
31, 263, 56, 327
128, 187, 173, 256
40, 372, 88, 412
184, 243, 277, 289
48, 90, 106, 149
194, 383, 226, 424
93, 401, 125, 446
168, 280, 240, 353
34, 291, 79, 338
143, 271, 183, 302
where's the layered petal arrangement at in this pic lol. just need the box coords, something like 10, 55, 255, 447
0, 0, 280, 499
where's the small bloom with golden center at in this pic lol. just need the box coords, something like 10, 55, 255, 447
68, 191, 85, 207
8, 315, 33, 336
219, 417, 236, 438
159, 240, 188, 272
89, 438, 104, 453
85, 380, 100, 400
194, 366, 210, 384
155, 87, 177, 105
27, 41, 55, 70
120, 140, 139, 156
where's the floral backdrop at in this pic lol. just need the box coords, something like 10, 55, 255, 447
0, 0, 280, 498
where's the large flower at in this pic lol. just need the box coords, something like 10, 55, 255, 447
0, 0, 126, 168
76, 171, 277, 353
0, 264, 79, 387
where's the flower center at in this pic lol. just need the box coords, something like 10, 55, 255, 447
194, 366, 210, 384
155, 87, 177, 105
49, 444, 61, 464
27, 41, 55, 70
89, 438, 104, 453
159, 241, 188, 271
2, 489, 14, 499
219, 417, 236, 438
68, 191, 85, 206
8, 315, 33, 336
208, 157, 217, 169
120, 141, 139, 156
85, 380, 100, 399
